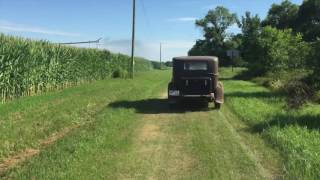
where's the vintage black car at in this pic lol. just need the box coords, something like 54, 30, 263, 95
168, 56, 224, 109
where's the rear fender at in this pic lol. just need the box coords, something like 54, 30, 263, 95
215, 81, 224, 104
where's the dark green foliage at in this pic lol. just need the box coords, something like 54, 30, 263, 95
262, 0, 299, 29
164, 61, 172, 67
0, 33, 153, 101
295, 0, 320, 42
308, 39, 320, 88
112, 67, 128, 78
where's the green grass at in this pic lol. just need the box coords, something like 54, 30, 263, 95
2, 69, 282, 179
4, 68, 319, 179
0, 70, 169, 174
221, 67, 320, 179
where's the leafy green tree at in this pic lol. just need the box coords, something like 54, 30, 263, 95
188, 40, 213, 56
308, 40, 320, 86
188, 6, 239, 65
295, 0, 320, 41
262, 0, 299, 29
240, 12, 262, 69
254, 27, 310, 74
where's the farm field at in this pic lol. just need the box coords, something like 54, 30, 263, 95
0, 69, 319, 179
2, 0, 320, 179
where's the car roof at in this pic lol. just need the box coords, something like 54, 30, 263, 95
173, 56, 218, 62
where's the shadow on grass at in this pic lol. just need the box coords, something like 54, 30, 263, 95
109, 98, 214, 114
249, 113, 320, 133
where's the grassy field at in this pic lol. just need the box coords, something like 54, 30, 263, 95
1, 68, 319, 179
1, 69, 286, 179
221, 68, 320, 179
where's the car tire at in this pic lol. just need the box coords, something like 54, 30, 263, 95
215, 102, 221, 110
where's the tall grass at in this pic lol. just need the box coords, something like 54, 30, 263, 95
0, 33, 154, 102
221, 68, 320, 179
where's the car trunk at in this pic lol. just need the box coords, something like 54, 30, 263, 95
178, 76, 212, 95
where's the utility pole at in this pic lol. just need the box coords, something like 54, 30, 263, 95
130, 0, 136, 78
160, 43, 162, 70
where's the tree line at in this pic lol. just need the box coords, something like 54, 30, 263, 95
189, 0, 320, 107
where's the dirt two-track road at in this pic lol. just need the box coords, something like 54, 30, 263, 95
110, 93, 280, 180
1, 70, 282, 179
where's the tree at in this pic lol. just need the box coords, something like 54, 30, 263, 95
188, 40, 213, 56
262, 0, 299, 29
253, 27, 310, 74
308, 40, 320, 86
240, 12, 262, 70
188, 6, 239, 65
295, 0, 320, 42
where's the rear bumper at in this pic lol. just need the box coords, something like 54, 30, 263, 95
182, 94, 213, 98
169, 93, 215, 101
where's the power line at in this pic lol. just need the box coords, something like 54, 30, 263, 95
59, 38, 102, 45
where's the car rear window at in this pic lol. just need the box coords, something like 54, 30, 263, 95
183, 61, 208, 71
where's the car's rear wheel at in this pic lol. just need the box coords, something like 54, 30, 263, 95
215, 102, 221, 109
168, 82, 176, 108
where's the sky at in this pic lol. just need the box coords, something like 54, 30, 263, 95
0, 0, 303, 61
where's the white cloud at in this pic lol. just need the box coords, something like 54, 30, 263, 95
0, 20, 81, 37
167, 17, 197, 22
99, 39, 195, 61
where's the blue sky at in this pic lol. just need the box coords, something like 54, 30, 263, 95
0, 0, 303, 61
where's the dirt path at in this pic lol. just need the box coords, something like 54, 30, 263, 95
117, 94, 196, 179
116, 92, 278, 179
0, 124, 80, 175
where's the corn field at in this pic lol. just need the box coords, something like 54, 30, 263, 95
0, 33, 154, 102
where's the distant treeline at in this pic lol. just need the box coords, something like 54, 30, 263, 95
0, 33, 160, 102
189, 0, 320, 107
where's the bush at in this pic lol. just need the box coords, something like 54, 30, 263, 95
112, 68, 128, 78
284, 79, 315, 108
247, 27, 310, 75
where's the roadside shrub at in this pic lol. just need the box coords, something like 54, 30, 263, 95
284, 79, 315, 108
112, 68, 128, 78
248, 27, 310, 75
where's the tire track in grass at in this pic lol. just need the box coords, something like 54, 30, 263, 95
218, 111, 273, 179
0, 124, 79, 175
116, 91, 273, 179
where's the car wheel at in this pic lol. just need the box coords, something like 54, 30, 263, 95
215, 102, 221, 110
